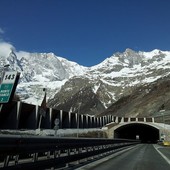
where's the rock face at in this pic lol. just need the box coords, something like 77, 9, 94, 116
47, 49, 170, 116
99, 75, 170, 117
47, 77, 106, 115
1, 48, 170, 116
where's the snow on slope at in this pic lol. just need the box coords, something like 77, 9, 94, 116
89, 49, 170, 84
141, 49, 161, 58
1, 42, 170, 106
58, 56, 88, 76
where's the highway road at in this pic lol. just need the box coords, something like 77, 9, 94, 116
85, 144, 170, 170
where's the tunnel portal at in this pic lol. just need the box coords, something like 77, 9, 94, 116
114, 123, 160, 143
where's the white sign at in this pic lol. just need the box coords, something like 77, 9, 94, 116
2, 71, 17, 84
54, 118, 59, 125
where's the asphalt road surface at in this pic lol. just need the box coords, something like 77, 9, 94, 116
87, 144, 170, 170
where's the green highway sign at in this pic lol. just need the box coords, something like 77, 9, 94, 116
0, 71, 18, 103
0, 84, 13, 103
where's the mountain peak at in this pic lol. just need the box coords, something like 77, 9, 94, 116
124, 48, 136, 53
1, 47, 170, 116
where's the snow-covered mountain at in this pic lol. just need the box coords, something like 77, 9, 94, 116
0, 49, 88, 104
48, 48, 170, 115
0, 47, 170, 115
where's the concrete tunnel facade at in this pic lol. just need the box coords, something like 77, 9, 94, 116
114, 123, 160, 143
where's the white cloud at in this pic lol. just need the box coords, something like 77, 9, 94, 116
0, 41, 30, 59
0, 28, 4, 34
0, 42, 15, 56
16, 51, 30, 60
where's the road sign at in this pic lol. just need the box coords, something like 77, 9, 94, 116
2, 71, 17, 84
54, 119, 59, 137
54, 118, 59, 125
0, 84, 13, 102
0, 71, 18, 103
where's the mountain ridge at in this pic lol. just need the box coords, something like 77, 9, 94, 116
0, 48, 170, 117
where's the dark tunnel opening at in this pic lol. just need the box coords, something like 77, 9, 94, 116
114, 123, 160, 143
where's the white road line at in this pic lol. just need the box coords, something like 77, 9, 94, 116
75, 145, 140, 170
154, 144, 170, 165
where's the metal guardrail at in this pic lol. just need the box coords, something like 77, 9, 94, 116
0, 135, 139, 169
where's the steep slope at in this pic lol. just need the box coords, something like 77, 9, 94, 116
48, 49, 170, 115
1, 47, 170, 117
0, 50, 87, 104
99, 75, 170, 117
48, 77, 106, 115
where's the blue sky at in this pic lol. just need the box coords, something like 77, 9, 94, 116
0, 0, 170, 66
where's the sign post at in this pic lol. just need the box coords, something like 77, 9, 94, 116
0, 71, 19, 103
54, 118, 59, 136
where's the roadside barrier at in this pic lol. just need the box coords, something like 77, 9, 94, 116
0, 135, 139, 169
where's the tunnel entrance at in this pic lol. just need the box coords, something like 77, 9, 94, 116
114, 123, 160, 143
